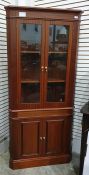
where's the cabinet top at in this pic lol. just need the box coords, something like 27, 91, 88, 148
5, 6, 82, 21
5, 5, 82, 14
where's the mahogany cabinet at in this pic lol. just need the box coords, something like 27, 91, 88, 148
5, 6, 82, 169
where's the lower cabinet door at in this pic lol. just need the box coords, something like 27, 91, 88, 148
10, 115, 72, 160
20, 119, 42, 158
10, 118, 43, 159
43, 116, 72, 156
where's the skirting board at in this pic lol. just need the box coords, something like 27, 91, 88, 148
10, 154, 71, 169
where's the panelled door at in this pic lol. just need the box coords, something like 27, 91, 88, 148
20, 118, 43, 158
11, 116, 72, 159
44, 20, 73, 108
10, 118, 43, 159
42, 116, 72, 156
17, 19, 45, 109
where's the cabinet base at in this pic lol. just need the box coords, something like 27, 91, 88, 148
10, 154, 71, 169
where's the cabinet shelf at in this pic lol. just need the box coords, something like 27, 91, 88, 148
21, 51, 67, 54
21, 80, 40, 83
21, 51, 40, 54
48, 51, 67, 54
21, 79, 65, 83
48, 79, 65, 83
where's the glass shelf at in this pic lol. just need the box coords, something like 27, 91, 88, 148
21, 51, 40, 54
21, 80, 40, 83
21, 79, 65, 83
48, 51, 67, 54
48, 79, 65, 83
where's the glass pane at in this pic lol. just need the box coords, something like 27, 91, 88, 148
20, 24, 41, 51
20, 24, 41, 103
47, 82, 65, 102
48, 53, 67, 81
21, 53, 40, 81
21, 83, 40, 103
49, 25, 69, 52
47, 25, 69, 102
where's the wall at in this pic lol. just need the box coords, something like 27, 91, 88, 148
0, 0, 11, 154
0, 0, 35, 154
17, 0, 35, 6
0, 0, 20, 154
34, 0, 89, 155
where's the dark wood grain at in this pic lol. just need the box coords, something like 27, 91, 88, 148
10, 154, 71, 169
21, 120, 40, 157
45, 118, 65, 155
6, 16, 18, 109
43, 116, 72, 156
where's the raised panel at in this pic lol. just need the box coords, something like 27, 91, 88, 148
45, 118, 64, 155
44, 116, 72, 156
21, 120, 41, 157
10, 117, 43, 160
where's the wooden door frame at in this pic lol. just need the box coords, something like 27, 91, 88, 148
44, 20, 73, 108
16, 19, 45, 109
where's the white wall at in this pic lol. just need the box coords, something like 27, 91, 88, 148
17, 0, 35, 6
0, 0, 11, 154
0, 0, 35, 154
34, 0, 89, 155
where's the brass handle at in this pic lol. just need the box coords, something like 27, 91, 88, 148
45, 66, 47, 72
40, 137, 42, 141
41, 66, 44, 72
43, 137, 46, 140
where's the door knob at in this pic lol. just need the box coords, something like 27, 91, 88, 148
43, 137, 46, 140
45, 67, 47, 72
41, 66, 44, 72
40, 137, 42, 141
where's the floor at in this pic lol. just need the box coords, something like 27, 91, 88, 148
0, 152, 77, 175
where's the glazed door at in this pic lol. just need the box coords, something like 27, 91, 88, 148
18, 19, 45, 109
44, 21, 72, 108
17, 19, 73, 109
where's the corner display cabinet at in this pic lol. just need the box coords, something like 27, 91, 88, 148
5, 6, 82, 169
